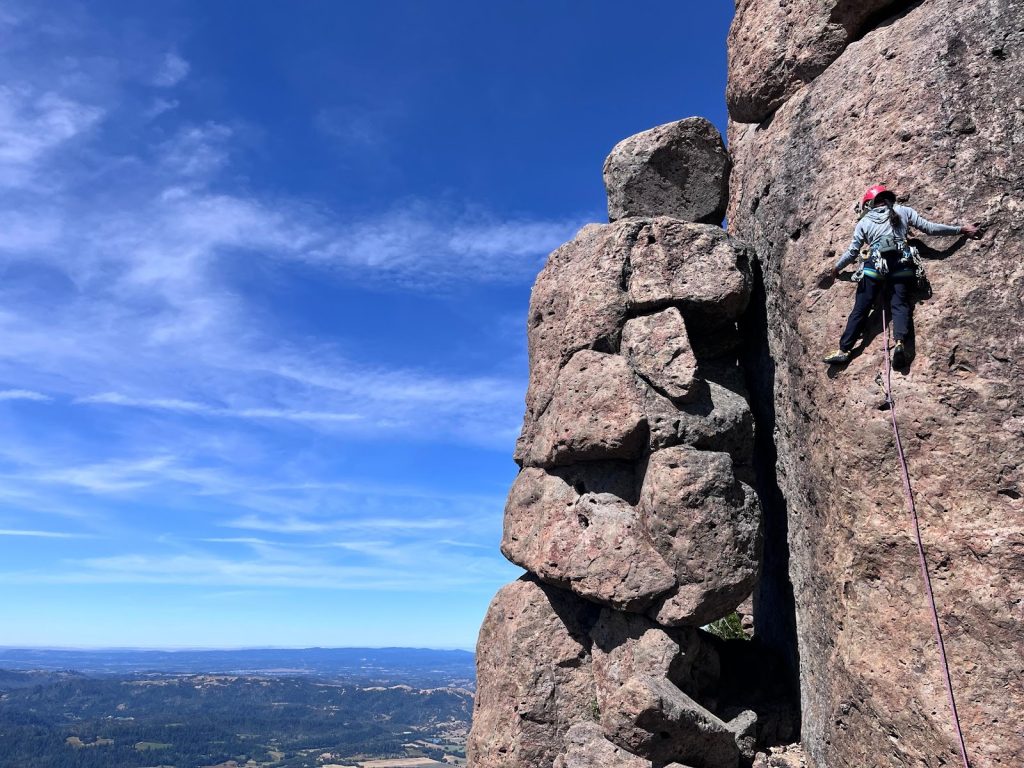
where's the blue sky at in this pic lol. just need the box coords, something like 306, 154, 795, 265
0, 0, 732, 650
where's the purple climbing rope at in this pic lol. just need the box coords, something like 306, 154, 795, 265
880, 304, 971, 768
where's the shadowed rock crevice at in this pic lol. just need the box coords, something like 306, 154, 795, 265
843, 0, 923, 45
737, 256, 801, 722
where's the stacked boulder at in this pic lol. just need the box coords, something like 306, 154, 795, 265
469, 118, 770, 768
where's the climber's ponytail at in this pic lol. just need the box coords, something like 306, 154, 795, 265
879, 199, 901, 232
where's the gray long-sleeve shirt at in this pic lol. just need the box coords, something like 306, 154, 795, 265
835, 204, 963, 270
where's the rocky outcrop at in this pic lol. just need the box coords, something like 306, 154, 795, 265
468, 577, 598, 768
727, 0, 905, 123
471, 119, 794, 768
515, 218, 754, 464
727, 1, 1024, 766
603, 117, 730, 224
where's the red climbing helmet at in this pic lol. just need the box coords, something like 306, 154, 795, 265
862, 184, 896, 206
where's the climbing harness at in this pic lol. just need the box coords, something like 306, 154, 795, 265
879, 304, 971, 768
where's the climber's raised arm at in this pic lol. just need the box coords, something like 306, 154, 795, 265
900, 206, 977, 237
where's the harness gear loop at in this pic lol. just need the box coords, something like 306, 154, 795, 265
879, 304, 971, 768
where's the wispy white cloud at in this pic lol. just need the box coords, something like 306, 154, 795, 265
0, 528, 92, 538
158, 122, 232, 178
153, 52, 190, 88
79, 393, 363, 425
0, 389, 51, 401
3, 550, 510, 592
0, 86, 103, 189
0, 4, 534, 613
224, 514, 464, 534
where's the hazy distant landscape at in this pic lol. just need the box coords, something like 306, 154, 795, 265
0, 648, 474, 768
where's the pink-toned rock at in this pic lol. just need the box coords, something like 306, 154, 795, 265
523, 350, 648, 468
501, 465, 676, 612
600, 676, 740, 768
626, 221, 752, 319
641, 362, 754, 466
727, 0, 1024, 764
603, 117, 730, 224
622, 307, 698, 402
468, 576, 598, 768
517, 219, 754, 462
727, 0, 903, 123
553, 722, 651, 768
589, 610, 742, 768
520, 223, 631, 439
639, 448, 761, 627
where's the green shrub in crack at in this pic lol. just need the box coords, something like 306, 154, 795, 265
704, 611, 749, 641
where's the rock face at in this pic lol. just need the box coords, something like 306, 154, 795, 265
603, 117, 730, 224
469, 577, 599, 768
515, 217, 754, 464
727, 1, 1024, 766
470, 119, 788, 768
727, 0, 904, 123
640, 448, 762, 628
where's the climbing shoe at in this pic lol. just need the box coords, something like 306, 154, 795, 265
892, 340, 906, 368
823, 349, 852, 365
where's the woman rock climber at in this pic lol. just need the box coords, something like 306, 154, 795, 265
823, 184, 979, 366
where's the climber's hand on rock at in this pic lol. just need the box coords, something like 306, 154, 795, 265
961, 223, 981, 238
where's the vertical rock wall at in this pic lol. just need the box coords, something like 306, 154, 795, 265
727, 1, 1024, 766
468, 119, 795, 768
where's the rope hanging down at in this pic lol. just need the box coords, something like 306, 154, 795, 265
879, 304, 971, 768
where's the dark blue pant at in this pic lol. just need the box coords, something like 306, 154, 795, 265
839, 277, 911, 352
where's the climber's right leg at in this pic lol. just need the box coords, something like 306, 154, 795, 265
835, 276, 881, 354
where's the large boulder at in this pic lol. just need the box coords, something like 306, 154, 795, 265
641, 361, 755, 467
621, 307, 699, 402
468, 577, 599, 768
603, 117, 730, 224
502, 465, 676, 612
639, 448, 762, 627
589, 610, 742, 768
727, 0, 904, 123
625, 221, 752, 319
522, 350, 648, 468
520, 223, 631, 438
727, 0, 1024, 764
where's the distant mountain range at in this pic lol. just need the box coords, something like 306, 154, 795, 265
0, 646, 475, 682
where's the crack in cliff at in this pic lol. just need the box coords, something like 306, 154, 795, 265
737, 256, 802, 720
845, 0, 924, 46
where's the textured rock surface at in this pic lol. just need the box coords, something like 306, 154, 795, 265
728, 1, 1024, 766
642, 362, 754, 467
603, 117, 730, 224
516, 218, 754, 463
553, 723, 650, 768
501, 465, 676, 611
640, 448, 761, 627
727, 0, 903, 123
622, 308, 698, 402
589, 610, 742, 767
468, 576, 598, 768
524, 350, 648, 468
626, 222, 752, 319
473, 114, 774, 768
